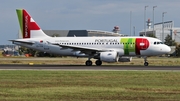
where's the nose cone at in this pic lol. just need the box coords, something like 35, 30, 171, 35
165, 45, 171, 53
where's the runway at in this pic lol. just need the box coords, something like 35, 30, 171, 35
0, 64, 179, 70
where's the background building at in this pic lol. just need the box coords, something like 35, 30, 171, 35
139, 19, 180, 43
18, 26, 127, 38
43, 30, 125, 37
43, 26, 126, 37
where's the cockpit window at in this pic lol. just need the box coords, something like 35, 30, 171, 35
154, 41, 163, 45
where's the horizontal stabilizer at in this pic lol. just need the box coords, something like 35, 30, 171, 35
9, 40, 35, 45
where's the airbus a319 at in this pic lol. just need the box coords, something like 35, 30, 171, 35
10, 9, 171, 66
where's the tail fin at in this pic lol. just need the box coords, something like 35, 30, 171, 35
16, 9, 49, 38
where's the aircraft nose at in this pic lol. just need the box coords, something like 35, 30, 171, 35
165, 45, 171, 53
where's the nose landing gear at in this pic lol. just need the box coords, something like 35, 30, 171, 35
144, 56, 149, 66
144, 61, 149, 66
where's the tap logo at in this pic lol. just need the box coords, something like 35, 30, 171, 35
121, 38, 149, 55
20, 9, 40, 38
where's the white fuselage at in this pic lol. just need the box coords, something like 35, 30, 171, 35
13, 36, 171, 57
13, 9, 171, 66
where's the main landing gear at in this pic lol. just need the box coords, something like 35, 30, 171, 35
144, 56, 149, 66
85, 59, 102, 66
85, 57, 149, 66
95, 59, 102, 66
85, 60, 92, 66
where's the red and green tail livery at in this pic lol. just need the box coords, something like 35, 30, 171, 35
16, 9, 40, 38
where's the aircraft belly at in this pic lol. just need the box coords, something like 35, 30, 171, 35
50, 48, 73, 56
129, 52, 136, 55
140, 50, 153, 56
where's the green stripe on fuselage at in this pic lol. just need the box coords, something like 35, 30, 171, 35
120, 38, 135, 55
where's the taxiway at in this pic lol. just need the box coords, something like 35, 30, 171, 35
0, 64, 179, 70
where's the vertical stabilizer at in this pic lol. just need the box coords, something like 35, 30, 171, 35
16, 9, 49, 38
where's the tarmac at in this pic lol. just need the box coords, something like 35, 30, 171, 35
0, 64, 179, 71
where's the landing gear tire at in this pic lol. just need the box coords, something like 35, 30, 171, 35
144, 62, 149, 66
143, 56, 149, 66
85, 60, 92, 66
95, 60, 102, 66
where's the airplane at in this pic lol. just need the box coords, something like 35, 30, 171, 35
10, 9, 171, 66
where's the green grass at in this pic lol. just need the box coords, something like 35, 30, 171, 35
0, 70, 180, 101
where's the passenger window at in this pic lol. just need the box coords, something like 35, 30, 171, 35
157, 42, 160, 44
154, 42, 156, 45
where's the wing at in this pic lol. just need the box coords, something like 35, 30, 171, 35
52, 43, 108, 55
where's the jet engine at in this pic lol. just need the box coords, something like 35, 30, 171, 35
100, 52, 119, 62
118, 56, 132, 62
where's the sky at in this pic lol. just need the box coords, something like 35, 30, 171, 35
1, 0, 180, 44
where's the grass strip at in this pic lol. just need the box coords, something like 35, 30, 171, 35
0, 70, 180, 101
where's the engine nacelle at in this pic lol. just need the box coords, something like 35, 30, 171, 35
118, 56, 132, 62
100, 52, 119, 62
